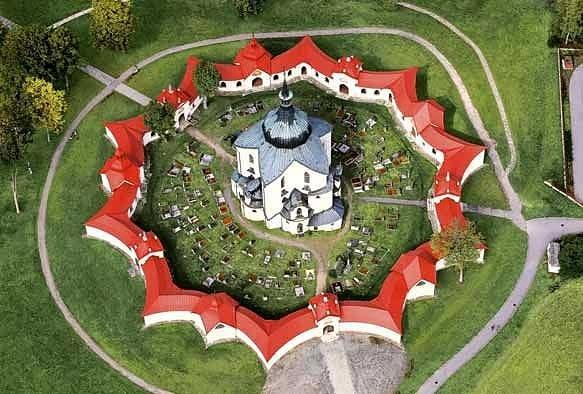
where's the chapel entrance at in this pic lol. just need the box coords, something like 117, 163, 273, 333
252, 77, 263, 87
339, 84, 349, 95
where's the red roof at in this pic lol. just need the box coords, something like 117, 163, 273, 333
309, 293, 341, 321
335, 55, 363, 79
100, 150, 141, 191
234, 38, 272, 76
340, 300, 401, 333
157, 56, 200, 109
391, 251, 437, 288
413, 100, 445, 130
271, 36, 337, 76
434, 198, 467, 230
105, 115, 149, 166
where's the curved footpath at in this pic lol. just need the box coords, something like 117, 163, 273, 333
31, 10, 575, 394
418, 217, 583, 393
398, 1, 517, 175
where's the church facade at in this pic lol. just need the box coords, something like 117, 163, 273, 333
231, 82, 343, 235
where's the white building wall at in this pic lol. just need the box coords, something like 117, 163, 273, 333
461, 150, 485, 184
236, 147, 259, 178
307, 189, 333, 212
338, 322, 401, 344
85, 225, 138, 263
101, 174, 112, 194
405, 281, 435, 300
241, 202, 265, 221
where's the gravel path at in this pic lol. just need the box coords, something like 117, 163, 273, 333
398, 2, 517, 175
50, 7, 93, 29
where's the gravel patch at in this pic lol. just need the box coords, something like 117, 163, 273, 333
263, 334, 407, 394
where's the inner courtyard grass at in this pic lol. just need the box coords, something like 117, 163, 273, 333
329, 203, 433, 299
137, 133, 316, 318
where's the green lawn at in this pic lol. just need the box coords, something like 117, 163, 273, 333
46, 94, 264, 393
0, 0, 90, 25
0, 73, 146, 394
439, 266, 554, 393
398, 214, 527, 393
456, 277, 583, 393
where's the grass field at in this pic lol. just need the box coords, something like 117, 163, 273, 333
398, 214, 527, 393
0, 73, 146, 394
0, 0, 89, 25
46, 94, 265, 393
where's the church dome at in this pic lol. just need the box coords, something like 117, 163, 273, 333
262, 81, 312, 149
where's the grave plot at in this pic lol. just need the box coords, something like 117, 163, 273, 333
328, 203, 432, 299
139, 134, 317, 317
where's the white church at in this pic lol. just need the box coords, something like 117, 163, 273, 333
231, 81, 344, 235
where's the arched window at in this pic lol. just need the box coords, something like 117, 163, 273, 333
273, 74, 279, 81
339, 84, 349, 95
388, 93, 393, 102
252, 77, 263, 87
374, 89, 380, 95
361, 88, 367, 94
236, 81, 242, 87
304, 172, 310, 184
249, 154, 254, 164
431, 148, 437, 155
220, 81, 226, 88
301, 66, 307, 75
325, 77, 329, 83
296, 208, 302, 217
315, 71, 319, 77
288, 70, 292, 76
281, 177, 285, 189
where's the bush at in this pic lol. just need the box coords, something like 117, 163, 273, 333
559, 235, 583, 279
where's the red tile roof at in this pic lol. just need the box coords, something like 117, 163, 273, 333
271, 36, 337, 76
434, 198, 468, 230
105, 115, 149, 166
157, 56, 200, 109
100, 150, 141, 191
336, 55, 363, 79
309, 293, 341, 321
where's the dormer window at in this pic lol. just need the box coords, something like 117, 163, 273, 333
220, 81, 226, 88
304, 172, 310, 184
274, 74, 279, 81
236, 81, 242, 87
374, 90, 380, 95
249, 154, 254, 164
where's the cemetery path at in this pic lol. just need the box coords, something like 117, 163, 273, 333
50, 7, 93, 29
398, 2, 518, 175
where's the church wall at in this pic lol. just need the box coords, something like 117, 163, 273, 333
85, 226, 138, 264
338, 322, 401, 344
236, 147, 259, 178
241, 202, 265, 221
461, 149, 485, 184
415, 133, 445, 165
405, 281, 436, 300
307, 188, 333, 213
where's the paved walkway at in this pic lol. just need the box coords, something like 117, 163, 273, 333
418, 217, 583, 393
569, 65, 583, 201
0, 14, 16, 28
79, 65, 151, 106
50, 7, 93, 29
399, 2, 517, 175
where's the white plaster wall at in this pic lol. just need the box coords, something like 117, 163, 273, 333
85, 225, 137, 263
137, 250, 165, 266
206, 324, 238, 345
104, 127, 119, 149
436, 258, 447, 271
101, 174, 112, 194
415, 134, 445, 164
432, 192, 461, 204
143, 311, 206, 335
309, 219, 341, 232
241, 202, 266, 221
236, 147, 259, 177
461, 149, 485, 184
281, 216, 310, 234
265, 214, 282, 229
338, 322, 401, 344
405, 281, 435, 300
307, 189, 333, 212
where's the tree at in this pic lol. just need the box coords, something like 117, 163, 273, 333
0, 98, 34, 214
556, 0, 583, 44
0, 24, 8, 45
233, 0, 265, 18
90, 0, 135, 51
47, 27, 80, 89
195, 60, 221, 106
144, 101, 175, 137
559, 235, 583, 279
23, 77, 68, 135
0, 25, 78, 93
431, 220, 484, 283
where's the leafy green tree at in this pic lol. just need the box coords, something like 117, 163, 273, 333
47, 27, 80, 89
556, 0, 583, 44
195, 60, 221, 106
559, 235, 583, 279
144, 101, 175, 137
90, 0, 135, 51
431, 220, 484, 283
233, 0, 265, 17
23, 77, 68, 134
0, 25, 78, 93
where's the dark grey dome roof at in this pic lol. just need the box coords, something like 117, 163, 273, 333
262, 81, 311, 149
